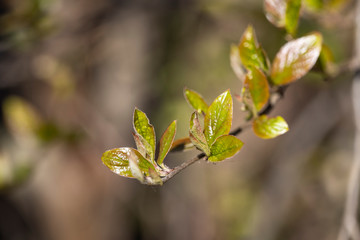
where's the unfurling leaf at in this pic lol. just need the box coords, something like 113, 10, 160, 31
264, 0, 287, 27
230, 44, 246, 82
102, 147, 154, 179
208, 135, 244, 162
157, 120, 177, 165
189, 112, 210, 156
132, 132, 147, 157
204, 90, 233, 146
148, 168, 163, 185
133, 108, 156, 162
285, 0, 301, 36
271, 33, 323, 85
239, 25, 270, 72
170, 137, 193, 152
253, 115, 289, 139
244, 66, 270, 112
184, 88, 208, 115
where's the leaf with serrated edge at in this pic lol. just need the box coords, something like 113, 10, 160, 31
204, 90, 233, 146
208, 135, 244, 162
157, 120, 177, 165
230, 44, 246, 82
264, 0, 286, 27
102, 147, 155, 178
244, 66, 270, 112
285, 0, 301, 36
271, 33, 323, 85
253, 115, 289, 139
184, 88, 208, 115
239, 25, 270, 72
189, 112, 211, 156
133, 108, 156, 162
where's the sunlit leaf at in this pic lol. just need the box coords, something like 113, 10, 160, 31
204, 90, 233, 146
271, 32, 323, 85
230, 44, 246, 82
239, 25, 270, 72
170, 137, 193, 152
264, 0, 287, 27
244, 66, 270, 112
285, 0, 301, 36
184, 88, 208, 115
133, 108, 156, 162
157, 120, 177, 165
189, 112, 210, 156
129, 153, 145, 182
253, 115, 289, 139
102, 147, 155, 178
208, 135, 244, 162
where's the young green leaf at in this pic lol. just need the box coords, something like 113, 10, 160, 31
253, 115, 289, 139
244, 66, 270, 112
230, 44, 246, 82
264, 0, 286, 27
208, 135, 244, 162
157, 120, 177, 165
271, 33, 323, 85
184, 88, 208, 115
189, 112, 211, 156
133, 108, 156, 161
285, 0, 301, 36
102, 147, 155, 178
204, 90, 233, 146
239, 25, 270, 72
128, 153, 145, 182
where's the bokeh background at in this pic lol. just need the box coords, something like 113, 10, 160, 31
0, 0, 357, 239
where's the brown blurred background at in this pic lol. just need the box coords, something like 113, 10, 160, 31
0, 0, 356, 239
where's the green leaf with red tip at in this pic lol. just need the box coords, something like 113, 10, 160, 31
184, 88, 208, 115
208, 135, 244, 162
285, 0, 301, 36
244, 66, 270, 112
230, 44, 246, 82
102, 147, 155, 179
239, 25, 270, 72
264, 0, 287, 27
204, 90, 233, 146
271, 33, 323, 85
133, 108, 156, 162
253, 115, 289, 139
157, 120, 177, 165
189, 112, 210, 156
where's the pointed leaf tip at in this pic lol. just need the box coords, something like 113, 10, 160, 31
184, 88, 208, 115
157, 120, 177, 165
133, 108, 156, 162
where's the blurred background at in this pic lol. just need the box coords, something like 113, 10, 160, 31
0, 0, 357, 239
